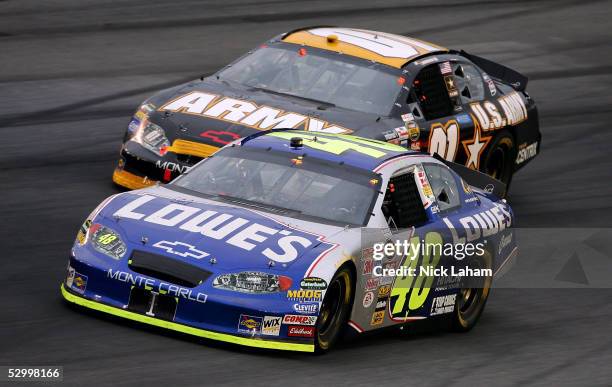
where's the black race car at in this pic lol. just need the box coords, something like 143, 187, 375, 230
113, 26, 540, 192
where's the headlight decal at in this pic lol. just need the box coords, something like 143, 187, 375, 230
129, 103, 170, 156
213, 272, 292, 293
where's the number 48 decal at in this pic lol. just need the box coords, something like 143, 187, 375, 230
390, 232, 442, 319
428, 120, 459, 161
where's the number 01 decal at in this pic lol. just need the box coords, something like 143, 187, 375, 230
390, 232, 442, 319
428, 120, 459, 161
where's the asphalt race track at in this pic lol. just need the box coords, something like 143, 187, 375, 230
1, 0, 612, 385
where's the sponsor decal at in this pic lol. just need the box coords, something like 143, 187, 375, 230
128, 118, 141, 133
415, 165, 436, 211
238, 314, 263, 333
287, 325, 315, 338
516, 141, 538, 165
378, 284, 391, 298
461, 126, 492, 170
268, 131, 402, 158
365, 277, 380, 291
293, 302, 319, 314
152, 240, 209, 259
470, 91, 527, 131
383, 129, 399, 142
430, 294, 456, 316
443, 203, 512, 243
435, 273, 462, 291
363, 259, 373, 275
444, 75, 459, 98
262, 316, 282, 336
159, 91, 352, 134
76, 219, 91, 245
287, 289, 323, 302
371, 310, 385, 326
66, 266, 75, 288
362, 247, 374, 260
108, 269, 208, 303
394, 126, 409, 141
300, 277, 327, 290
363, 291, 375, 308
389, 232, 442, 320
379, 260, 401, 285
155, 160, 190, 174
113, 195, 330, 264
487, 80, 497, 96
199, 130, 240, 145
428, 120, 459, 162
439, 61, 452, 75
456, 113, 472, 125
282, 314, 317, 326
408, 126, 420, 141
401, 113, 414, 123
498, 232, 513, 254
375, 298, 387, 311
72, 272, 88, 294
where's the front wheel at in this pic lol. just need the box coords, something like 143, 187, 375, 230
315, 266, 354, 353
450, 251, 493, 332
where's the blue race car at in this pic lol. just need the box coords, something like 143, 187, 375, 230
62, 130, 517, 353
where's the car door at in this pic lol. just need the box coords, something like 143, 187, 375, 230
402, 61, 468, 161
379, 162, 458, 321
402, 59, 494, 169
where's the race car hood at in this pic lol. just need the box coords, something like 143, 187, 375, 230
94, 186, 343, 275
145, 77, 398, 145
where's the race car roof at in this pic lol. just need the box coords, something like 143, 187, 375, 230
282, 27, 448, 68
240, 130, 414, 171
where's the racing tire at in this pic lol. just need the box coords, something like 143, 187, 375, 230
482, 130, 516, 194
450, 250, 493, 332
315, 265, 354, 353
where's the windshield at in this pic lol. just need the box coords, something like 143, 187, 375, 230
218, 45, 403, 116
172, 147, 380, 226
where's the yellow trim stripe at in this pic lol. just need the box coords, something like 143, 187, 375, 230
60, 284, 315, 352
283, 30, 446, 68
112, 168, 157, 190
166, 139, 219, 159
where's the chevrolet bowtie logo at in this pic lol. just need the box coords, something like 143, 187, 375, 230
152, 240, 209, 259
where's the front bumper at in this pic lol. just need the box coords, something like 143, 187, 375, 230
61, 284, 313, 352
113, 139, 220, 190
63, 244, 315, 352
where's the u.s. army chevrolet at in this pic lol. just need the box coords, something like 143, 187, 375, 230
113, 27, 540, 193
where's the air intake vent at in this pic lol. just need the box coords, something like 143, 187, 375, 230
129, 250, 212, 288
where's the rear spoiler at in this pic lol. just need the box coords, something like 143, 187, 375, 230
432, 153, 506, 198
458, 50, 528, 92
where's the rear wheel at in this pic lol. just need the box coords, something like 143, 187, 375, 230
315, 266, 354, 353
450, 251, 493, 332
482, 130, 515, 193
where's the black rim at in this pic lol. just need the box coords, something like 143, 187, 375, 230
318, 275, 344, 337
457, 257, 491, 325
316, 271, 351, 350
486, 146, 507, 181
458, 286, 481, 316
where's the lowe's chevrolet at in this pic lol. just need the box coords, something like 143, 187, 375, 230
64, 130, 517, 352
113, 26, 540, 193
